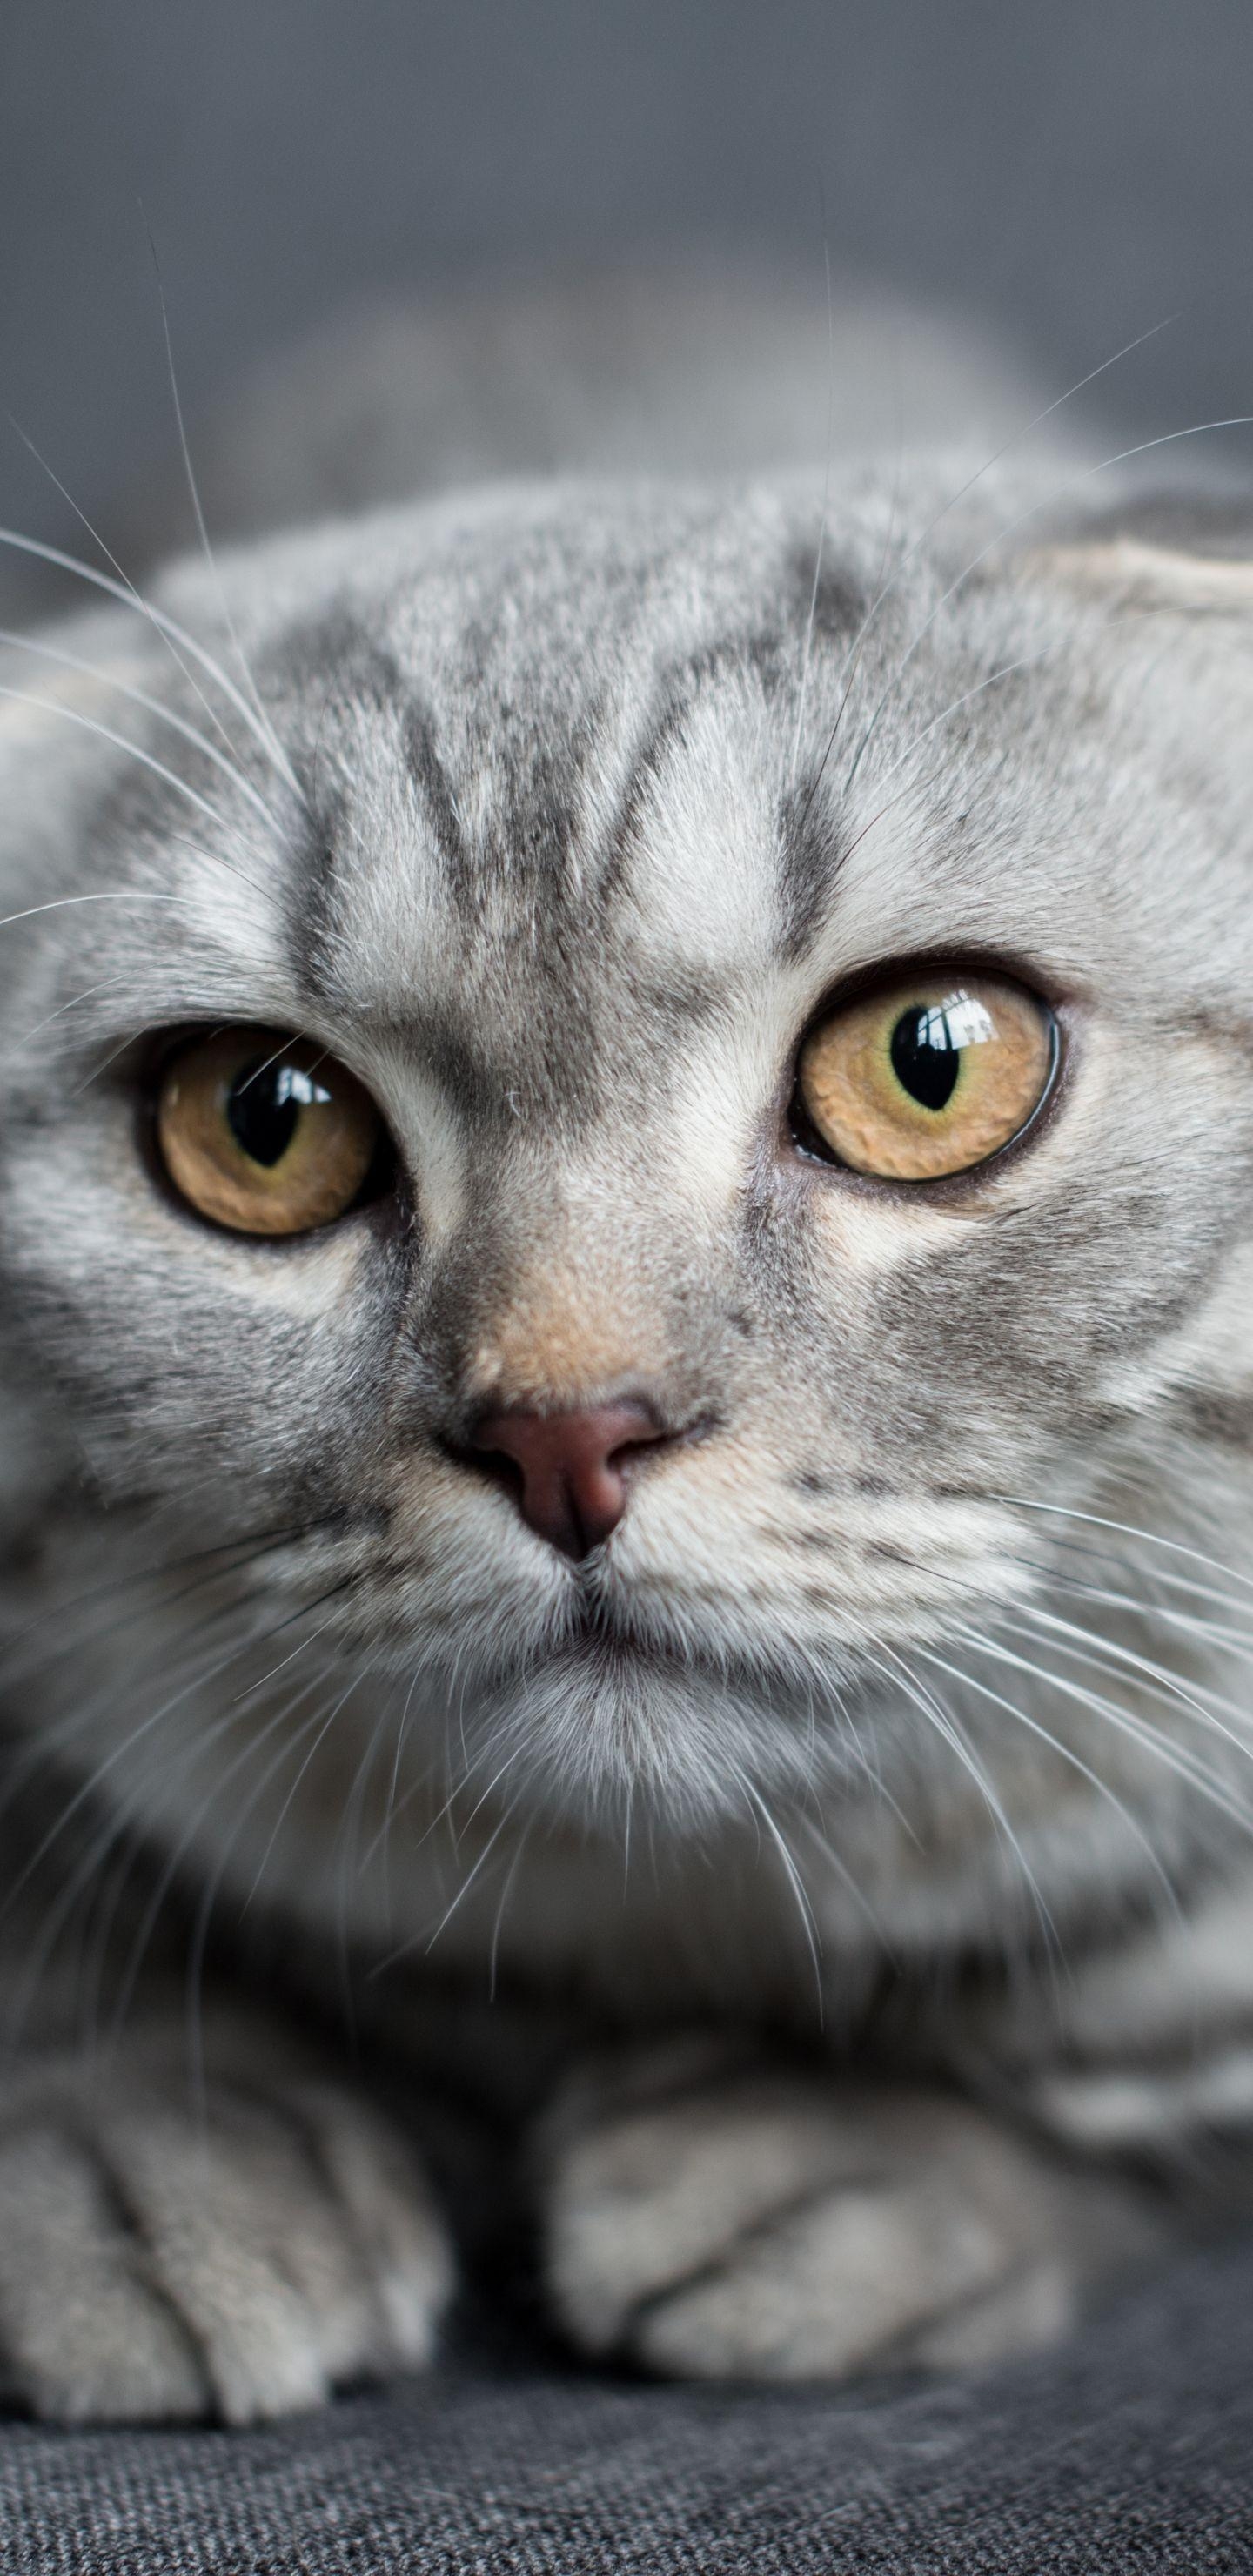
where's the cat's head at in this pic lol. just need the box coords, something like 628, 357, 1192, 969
2, 469, 1252, 1931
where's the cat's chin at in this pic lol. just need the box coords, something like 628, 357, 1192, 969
460, 1612, 852, 1832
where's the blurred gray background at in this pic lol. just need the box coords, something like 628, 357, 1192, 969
3, 0, 1253, 591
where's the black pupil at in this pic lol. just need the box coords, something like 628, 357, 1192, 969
227, 1062, 323, 1167
889, 1003, 962, 1112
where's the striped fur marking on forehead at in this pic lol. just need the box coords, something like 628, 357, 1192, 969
254, 487, 865, 905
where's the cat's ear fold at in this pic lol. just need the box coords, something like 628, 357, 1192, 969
1029, 493, 1253, 614
0, 609, 151, 757
0, 611, 156, 888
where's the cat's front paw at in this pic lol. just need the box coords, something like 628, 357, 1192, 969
539, 2039, 1146, 2382
0, 2032, 454, 2422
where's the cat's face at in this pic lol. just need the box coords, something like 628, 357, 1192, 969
3, 473, 1252, 1899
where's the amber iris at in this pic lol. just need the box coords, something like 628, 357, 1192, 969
797, 971, 1055, 1181
156, 1029, 382, 1236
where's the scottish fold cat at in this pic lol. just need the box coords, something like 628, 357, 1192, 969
0, 268, 1250, 2418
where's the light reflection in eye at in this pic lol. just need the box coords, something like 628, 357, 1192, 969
917, 995, 996, 1053
795, 969, 1056, 1181
274, 1066, 332, 1111
232, 1060, 332, 1110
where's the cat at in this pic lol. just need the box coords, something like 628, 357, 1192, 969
0, 265, 1250, 2421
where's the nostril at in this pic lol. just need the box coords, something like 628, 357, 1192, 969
466, 1399, 671, 1560
474, 1442, 526, 1510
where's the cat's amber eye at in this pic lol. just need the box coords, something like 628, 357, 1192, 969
795, 970, 1056, 1181
155, 1029, 385, 1236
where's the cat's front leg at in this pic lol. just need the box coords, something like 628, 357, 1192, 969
537, 2036, 1166, 2381
0, 2007, 455, 2423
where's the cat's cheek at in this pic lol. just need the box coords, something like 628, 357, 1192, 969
1099, 1238, 1253, 1426
176, 1222, 379, 1325
799, 1184, 979, 1284
10, 1088, 382, 1325
1, 1104, 402, 1493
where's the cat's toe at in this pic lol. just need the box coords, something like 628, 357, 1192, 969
0, 2064, 455, 2423
620, 2165, 1074, 2382
539, 2042, 1132, 2383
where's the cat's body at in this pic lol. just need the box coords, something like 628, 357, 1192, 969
0, 272, 1251, 2418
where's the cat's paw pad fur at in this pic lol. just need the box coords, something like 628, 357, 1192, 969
539, 2039, 1125, 2382
0, 2049, 454, 2422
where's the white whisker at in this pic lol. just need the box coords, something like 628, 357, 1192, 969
952, 1621, 1253, 1835
917, 1640, 1185, 1929
3, 415, 286, 805
1014, 1561, 1253, 1655
0, 626, 282, 834
788, 230, 836, 790
0, 682, 264, 854
0, 524, 302, 802
998, 1494, 1253, 1598
144, 237, 302, 802
866, 1634, 1059, 1951
734, 1767, 823, 2016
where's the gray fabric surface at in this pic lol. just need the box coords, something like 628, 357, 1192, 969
2, 2243, 1251, 2573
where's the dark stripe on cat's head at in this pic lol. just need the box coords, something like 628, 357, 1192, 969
404, 706, 472, 896
775, 788, 853, 961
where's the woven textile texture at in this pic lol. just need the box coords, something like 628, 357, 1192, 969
1, 2237, 1251, 2575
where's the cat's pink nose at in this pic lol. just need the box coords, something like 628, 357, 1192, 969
470, 1399, 667, 1560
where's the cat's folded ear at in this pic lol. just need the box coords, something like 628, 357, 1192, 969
0, 606, 157, 875
0, 607, 152, 761
1027, 491, 1253, 614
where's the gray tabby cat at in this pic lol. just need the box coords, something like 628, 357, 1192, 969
0, 266, 1250, 2421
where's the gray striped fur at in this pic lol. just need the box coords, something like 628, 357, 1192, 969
0, 278, 1250, 2413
